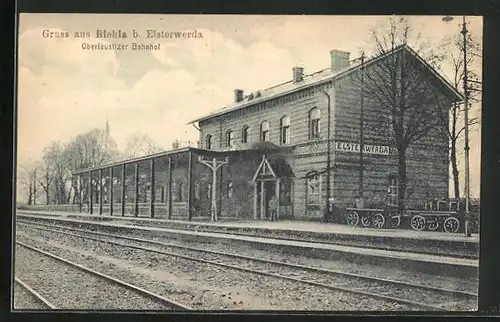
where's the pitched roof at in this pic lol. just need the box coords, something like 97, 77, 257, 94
188, 44, 464, 125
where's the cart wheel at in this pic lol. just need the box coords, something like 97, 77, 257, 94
346, 211, 359, 227
410, 215, 426, 231
360, 215, 371, 227
444, 217, 460, 233
372, 213, 385, 228
427, 219, 439, 231
390, 215, 401, 228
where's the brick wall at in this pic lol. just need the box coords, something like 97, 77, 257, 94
332, 62, 452, 208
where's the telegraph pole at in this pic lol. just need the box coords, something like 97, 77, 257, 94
443, 15, 472, 237
359, 51, 365, 199
198, 156, 229, 222
461, 16, 471, 237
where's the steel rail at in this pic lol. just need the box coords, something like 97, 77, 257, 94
14, 277, 57, 309
18, 221, 477, 311
16, 241, 192, 311
17, 219, 479, 296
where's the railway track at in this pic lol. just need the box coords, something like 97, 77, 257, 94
15, 241, 192, 311
17, 220, 477, 311
14, 277, 57, 309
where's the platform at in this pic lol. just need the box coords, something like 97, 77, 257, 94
16, 209, 478, 241
16, 209, 479, 259
16, 211, 479, 278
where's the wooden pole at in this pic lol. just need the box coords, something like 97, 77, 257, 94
121, 164, 126, 217
109, 167, 113, 216
78, 174, 82, 213
253, 183, 258, 219
99, 169, 103, 215
211, 158, 217, 221
89, 172, 93, 215
260, 180, 265, 220
197, 156, 228, 222
275, 179, 280, 220
168, 157, 173, 219
150, 158, 155, 218
187, 151, 193, 221
134, 163, 139, 217
359, 52, 365, 198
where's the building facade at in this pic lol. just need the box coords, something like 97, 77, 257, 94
72, 45, 462, 221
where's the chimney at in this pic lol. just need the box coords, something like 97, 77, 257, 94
292, 66, 304, 83
234, 89, 244, 103
330, 50, 351, 72
172, 140, 180, 150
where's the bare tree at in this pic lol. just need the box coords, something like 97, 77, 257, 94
435, 32, 481, 201
17, 163, 39, 205
37, 165, 53, 205
63, 126, 121, 204
362, 17, 456, 210
123, 133, 164, 159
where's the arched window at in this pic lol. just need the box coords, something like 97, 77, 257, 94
227, 181, 233, 198
306, 172, 322, 205
205, 134, 213, 150
260, 121, 270, 142
280, 115, 291, 145
309, 108, 321, 139
387, 175, 398, 207
242, 126, 250, 143
226, 130, 234, 148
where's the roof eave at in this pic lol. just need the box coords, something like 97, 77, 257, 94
187, 46, 410, 125
71, 147, 192, 175
189, 44, 464, 124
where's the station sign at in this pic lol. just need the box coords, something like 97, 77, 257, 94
334, 141, 391, 156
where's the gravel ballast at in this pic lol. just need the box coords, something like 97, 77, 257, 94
18, 222, 478, 294
18, 224, 476, 310
16, 228, 419, 311
13, 281, 49, 310
15, 244, 177, 310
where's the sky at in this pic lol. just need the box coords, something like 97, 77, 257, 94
17, 14, 483, 197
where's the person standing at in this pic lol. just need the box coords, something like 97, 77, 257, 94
269, 195, 278, 221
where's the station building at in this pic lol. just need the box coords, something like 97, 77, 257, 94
72, 44, 462, 221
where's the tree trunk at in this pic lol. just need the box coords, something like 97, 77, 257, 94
33, 170, 37, 205
28, 182, 32, 205
450, 144, 461, 200
45, 173, 50, 205
397, 149, 407, 211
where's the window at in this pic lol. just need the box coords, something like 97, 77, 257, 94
280, 115, 291, 145
227, 181, 233, 198
388, 175, 398, 207
307, 172, 322, 205
309, 108, 321, 139
177, 182, 183, 202
242, 126, 250, 143
260, 121, 270, 142
280, 180, 292, 204
226, 130, 234, 148
205, 134, 212, 150
194, 182, 200, 200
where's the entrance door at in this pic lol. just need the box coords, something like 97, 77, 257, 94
264, 181, 276, 220
256, 180, 279, 220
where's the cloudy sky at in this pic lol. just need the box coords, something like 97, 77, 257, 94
17, 14, 483, 196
